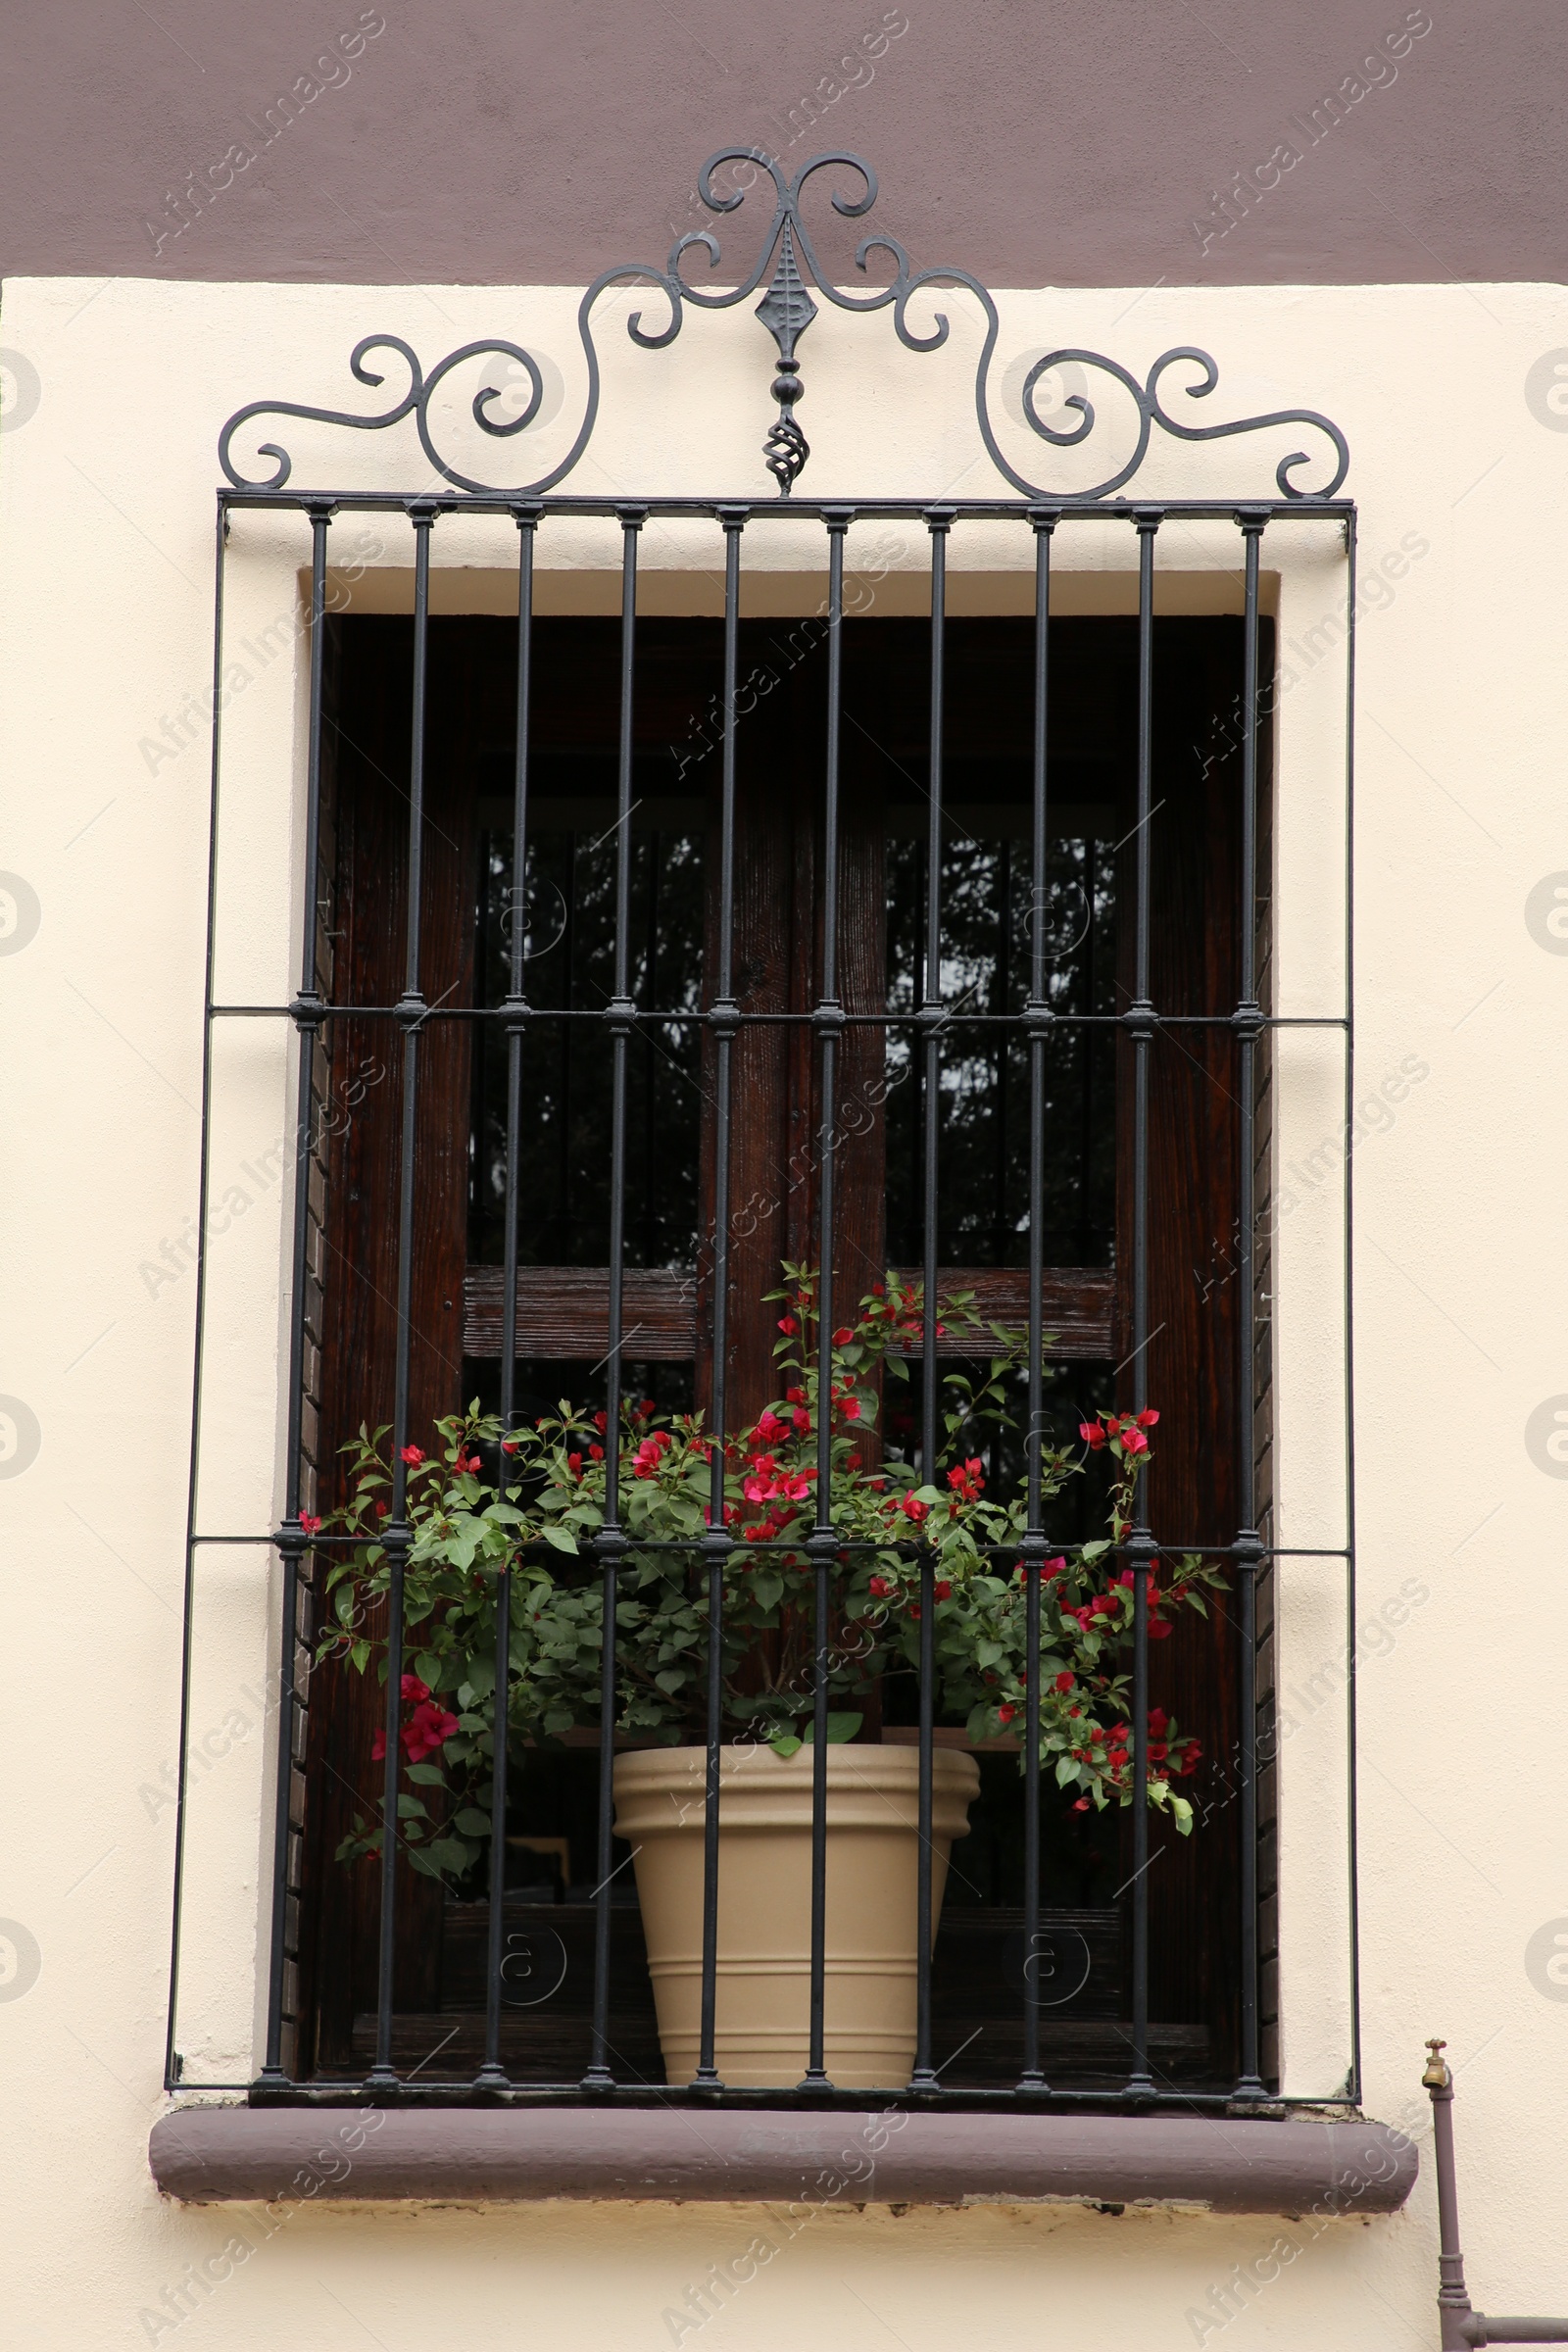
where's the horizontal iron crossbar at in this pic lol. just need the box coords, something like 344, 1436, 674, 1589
220, 489, 1353, 522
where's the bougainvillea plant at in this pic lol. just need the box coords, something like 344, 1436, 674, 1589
316, 1268, 1225, 1882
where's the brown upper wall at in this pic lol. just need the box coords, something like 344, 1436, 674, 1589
2, 0, 1563, 290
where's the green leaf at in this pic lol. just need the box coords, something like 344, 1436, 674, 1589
396, 1794, 427, 1819
769, 1735, 804, 1760
405, 1762, 445, 1787
803, 1712, 863, 1744
415, 1652, 442, 1690
542, 1525, 579, 1553
454, 1808, 494, 1837
424, 1836, 475, 1874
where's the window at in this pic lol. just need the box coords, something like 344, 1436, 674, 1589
170, 152, 1358, 2116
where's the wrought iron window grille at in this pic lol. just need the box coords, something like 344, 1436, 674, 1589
170, 145, 1359, 2116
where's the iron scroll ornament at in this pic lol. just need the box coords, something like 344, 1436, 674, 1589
218, 147, 1349, 503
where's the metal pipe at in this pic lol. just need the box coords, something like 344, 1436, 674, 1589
1424, 2040, 1568, 2347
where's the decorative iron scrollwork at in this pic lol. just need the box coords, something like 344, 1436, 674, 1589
218, 146, 1349, 503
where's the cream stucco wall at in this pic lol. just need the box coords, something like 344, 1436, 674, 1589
1, 269, 1565, 2347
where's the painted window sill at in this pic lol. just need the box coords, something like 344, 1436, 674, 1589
149, 2105, 1417, 2216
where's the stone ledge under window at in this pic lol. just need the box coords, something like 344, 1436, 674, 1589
149, 2106, 1417, 2215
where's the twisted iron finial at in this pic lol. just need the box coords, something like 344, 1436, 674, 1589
755, 220, 815, 493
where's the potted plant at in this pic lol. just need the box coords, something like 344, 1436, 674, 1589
316, 1270, 1223, 2086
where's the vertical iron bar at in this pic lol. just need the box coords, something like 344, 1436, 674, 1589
1343, 510, 1362, 2108
168, 497, 234, 2090
262, 499, 333, 2084
479, 505, 539, 2086
584, 507, 645, 2089
1233, 511, 1268, 2100
801, 508, 852, 2091
695, 507, 749, 2089
368, 501, 435, 2089
1127, 508, 1161, 2097
1019, 509, 1057, 2094
909, 507, 953, 2093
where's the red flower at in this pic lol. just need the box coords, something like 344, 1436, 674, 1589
589, 1443, 604, 1461
401, 1673, 430, 1704
833, 1326, 853, 1346
1120, 1428, 1150, 1457
400, 1445, 424, 1466
631, 1430, 674, 1480
841, 1396, 861, 1420
1149, 1741, 1169, 1763
299, 1513, 320, 1536
934, 1580, 952, 1602
593, 1411, 609, 1433
375, 1500, 389, 1518
778, 1315, 797, 1335
370, 1729, 386, 1763
1137, 1408, 1159, 1429
846, 1451, 861, 1470
403, 1699, 459, 1764
896, 1494, 929, 1527
567, 1452, 583, 1475
1079, 1420, 1106, 1449
868, 1575, 893, 1600
458, 1452, 482, 1474
1073, 1796, 1091, 1812
997, 1702, 1016, 1725
501, 1440, 517, 1455
786, 1387, 807, 1405
1054, 1671, 1076, 1693
1148, 1707, 1169, 1737
793, 1407, 811, 1435
756, 1410, 789, 1444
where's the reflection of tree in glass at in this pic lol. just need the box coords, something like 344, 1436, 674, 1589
470, 824, 706, 1268
885, 830, 1117, 1269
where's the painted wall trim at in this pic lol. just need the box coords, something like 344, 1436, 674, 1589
148, 2106, 1418, 2214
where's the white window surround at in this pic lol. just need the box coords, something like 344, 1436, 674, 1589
5, 268, 1552, 2140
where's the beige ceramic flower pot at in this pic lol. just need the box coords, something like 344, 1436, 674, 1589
612, 1741, 980, 2089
